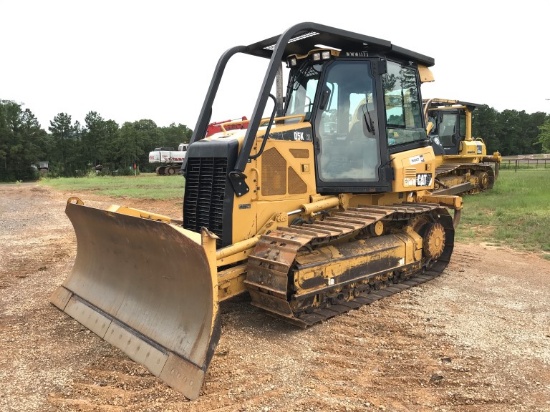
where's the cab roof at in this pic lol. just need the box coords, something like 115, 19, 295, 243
244, 22, 434, 67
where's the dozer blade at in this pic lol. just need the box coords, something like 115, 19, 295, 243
50, 199, 221, 400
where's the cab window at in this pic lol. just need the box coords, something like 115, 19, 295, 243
384, 61, 426, 146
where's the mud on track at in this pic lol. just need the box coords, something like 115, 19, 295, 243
1, 182, 549, 411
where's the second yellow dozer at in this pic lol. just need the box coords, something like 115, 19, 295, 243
423, 98, 502, 195
50, 22, 463, 400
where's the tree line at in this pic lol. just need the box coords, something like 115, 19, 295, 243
1, 99, 549, 182
0, 100, 192, 181
472, 105, 549, 156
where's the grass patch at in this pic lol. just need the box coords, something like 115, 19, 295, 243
456, 168, 550, 257
38, 169, 550, 257
39, 173, 185, 200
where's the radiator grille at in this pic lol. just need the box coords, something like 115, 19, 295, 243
261, 148, 287, 196
183, 157, 228, 247
288, 167, 307, 194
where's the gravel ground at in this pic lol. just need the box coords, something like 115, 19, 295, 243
1, 182, 549, 411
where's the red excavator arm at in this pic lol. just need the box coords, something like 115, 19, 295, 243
206, 116, 248, 136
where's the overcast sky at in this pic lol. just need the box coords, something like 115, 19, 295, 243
2, 0, 549, 131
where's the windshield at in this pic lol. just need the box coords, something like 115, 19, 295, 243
383, 61, 427, 146
284, 63, 320, 120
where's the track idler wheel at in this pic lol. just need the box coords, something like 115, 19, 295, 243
422, 222, 446, 260
476, 171, 489, 191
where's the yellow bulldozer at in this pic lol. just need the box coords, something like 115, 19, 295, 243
50, 22, 463, 400
423, 98, 502, 195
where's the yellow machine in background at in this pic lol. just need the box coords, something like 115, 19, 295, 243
423, 98, 502, 195
50, 23, 463, 400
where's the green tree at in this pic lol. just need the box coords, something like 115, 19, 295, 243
537, 118, 550, 153
117, 119, 162, 173
472, 105, 499, 153
49, 113, 84, 176
160, 123, 192, 147
82, 111, 108, 170
527, 112, 548, 153
101, 119, 121, 172
495, 109, 523, 156
0, 100, 47, 181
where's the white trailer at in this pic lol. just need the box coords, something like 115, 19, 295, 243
148, 143, 188, 175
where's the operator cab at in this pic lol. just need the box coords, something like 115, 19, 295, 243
424, 100, 480, 156
283, 49, 428, 193
186, 23, 434, 197
428, 108, 466, 155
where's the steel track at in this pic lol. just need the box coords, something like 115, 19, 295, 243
245, 204, 454, 328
